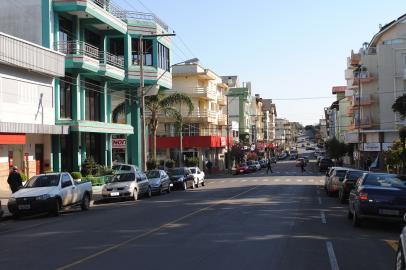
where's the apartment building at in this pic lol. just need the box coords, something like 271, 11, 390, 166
226, 82, 252, 145
0, 32, 66, 193
250, 94, 264, 144
0, 0, 173, 171
152, 61, 231, 170
344, 14, 406, 163
275, 118, 288, 147
331, 86, 352, 142
262, 99, 277, 145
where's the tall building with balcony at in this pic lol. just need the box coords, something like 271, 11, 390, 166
0, 0, 173, 171
331, 86, 352, 142
275, 118, 288, 147
226, 82, 252, 145
0, 32, 66, 193
250, 94, 264, 145
151, 61, 230, 170
344, 14, 406, 164
262, 99, 277, 145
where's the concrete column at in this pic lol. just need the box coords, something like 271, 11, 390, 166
54, 79, 60, 121
101, 81, 108, 123
105, 134, 112, 167
51, 135, 61, 172
124, 34, 132, 70
126, 93, 141, 167
80, 77, 86, 120
72, 132, 82, 172
71, 74, 81, 120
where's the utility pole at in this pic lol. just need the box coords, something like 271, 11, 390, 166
226, 94, 230, 172
357, 65, 362, 169
138, 32, 176, 171
179, 104, 183, 167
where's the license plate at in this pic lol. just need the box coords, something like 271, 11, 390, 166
18, 204, 30, 210
110, 192, 120, 197
379, 209, 400, 216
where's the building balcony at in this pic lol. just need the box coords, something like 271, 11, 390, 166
348, 118, 374, 131
217, 94, 227, 106
184, 110, 218, 124
352, 71, 376, 85
128, 66, 172, 89
218, 114, 227, 126
349, 95, 374, 107
345, 69, 354, 80
165, 88, 217, 100
0, 32, 64, 77
53, 0, 128, 34
348, 51, 361, 67
55, 41, 125, 79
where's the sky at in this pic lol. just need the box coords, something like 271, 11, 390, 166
117, 0, 405, 125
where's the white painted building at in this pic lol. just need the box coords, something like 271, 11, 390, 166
0, 32, 66, 193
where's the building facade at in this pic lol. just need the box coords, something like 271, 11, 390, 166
0, 0, 173, 171
0, 32, 66, 193
151, 61, 231, 170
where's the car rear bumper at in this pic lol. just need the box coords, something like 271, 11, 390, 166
358, 205, 406, 221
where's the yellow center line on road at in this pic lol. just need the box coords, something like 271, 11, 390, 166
385, 240, 399, 251
56, 185, 260, 270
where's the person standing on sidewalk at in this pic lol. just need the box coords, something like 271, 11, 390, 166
7, 166, 23, 194
267, 157, 273, 174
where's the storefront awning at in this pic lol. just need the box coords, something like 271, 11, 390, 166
0, 134, 26, 144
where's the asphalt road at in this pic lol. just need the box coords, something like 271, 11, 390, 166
0, 160, 400, 270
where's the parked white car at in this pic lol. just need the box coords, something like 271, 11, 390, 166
7, 173, 92, 217
102, 172, 151, 201
112, 164, 139, 174
188, 167, 205, 188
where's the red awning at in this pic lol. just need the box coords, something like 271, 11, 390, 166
0, 134, 26, 144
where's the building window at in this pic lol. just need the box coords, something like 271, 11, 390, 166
183, 124, 200, 136
83, 133, 104, 164
158, 43, 170, 71
132, 39, 153, 66
85, 80, 101, 121
60, 74, 72, 119
164, 124, 177, 137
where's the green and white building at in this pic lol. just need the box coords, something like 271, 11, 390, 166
0, 0, 172, 171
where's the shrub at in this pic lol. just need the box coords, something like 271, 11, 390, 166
165, 159, 175, 169
97, 166, 113, 176
81, 156, 99, 176
84, 176, 106, 186
70, 172, 82, 180
147, 159, 157, 170
20, 172, 27, 181
185, 157, 199, 167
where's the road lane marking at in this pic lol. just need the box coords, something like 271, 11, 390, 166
263, 179, 269, 182
297, 179, 303, 182
286, 179, 291, 182
56, 186, 259, 270
309, 179, 314, 182
385, 240, 398, 251
220, 180, 225, 183
274, 179, 281, 182
320, 211, 327, 224
242, 180, 247, 182
326, 241, 340, 270
318, 197, 322, 205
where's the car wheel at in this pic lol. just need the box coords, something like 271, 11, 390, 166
81, 194, 90, 211
201, 181, 205, 187
190, 181, 194, 189
352, 210, 361, 227
395, 244, 406, 270
51, 199, 61, 216
159, 185, 164, 195
133, 189, 138, 201
146, 187, 152, 198
183, 182, 187, 191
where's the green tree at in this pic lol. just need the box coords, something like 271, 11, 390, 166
112, 92, 194, 161
392, 94, 406, 119
383, 141, 404, 173
325, 138, 349, 161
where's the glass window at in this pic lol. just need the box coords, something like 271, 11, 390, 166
60, 74, 72, 119
111, 173, 136, 183
26, 175, 60, 188
183, 124, 200, 136
146, 170, 160, 179
364, 174, 406, 187
132, 39, 153, 66
158, 42, 170, 71
85, 79, 101, 121
62, 174, 72, 187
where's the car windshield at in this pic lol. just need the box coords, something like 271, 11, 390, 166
168, 169, 184, 176
364, 174, 406, 187
146, 171, 160, 179
335, 170, 347, 177
190, 168, 197, 173
25, 175, 60, 188
111, 173, 135, 182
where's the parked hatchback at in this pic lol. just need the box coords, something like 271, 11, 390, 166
102, 172, 151, 201
188, 167, 205, 188
326, 168, 349, 196
348, 173, 406, 227
146, 170, 171, 194
167, 168, 195, 190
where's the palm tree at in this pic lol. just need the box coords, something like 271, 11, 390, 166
146, 92, 194, 161
111, 92, 194, 161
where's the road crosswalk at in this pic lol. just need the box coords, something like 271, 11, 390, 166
205, 177, 324, 185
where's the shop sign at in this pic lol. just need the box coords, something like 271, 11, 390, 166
220, 137, 226, 147
112, 139, 127, 149
362, 143, 381, 152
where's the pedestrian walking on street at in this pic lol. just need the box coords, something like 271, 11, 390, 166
7, 166, 23, 194
300, 160, 306, 174
267, 158, 273, 174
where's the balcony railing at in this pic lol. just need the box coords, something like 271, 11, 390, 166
350, 95, 374, 107
100, 51, 124, 69
55, 41, 124, 69
352, 71, 375, 85
349, 117, 374, 130
125, 11, 169, 31
91, 0, 127, 21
